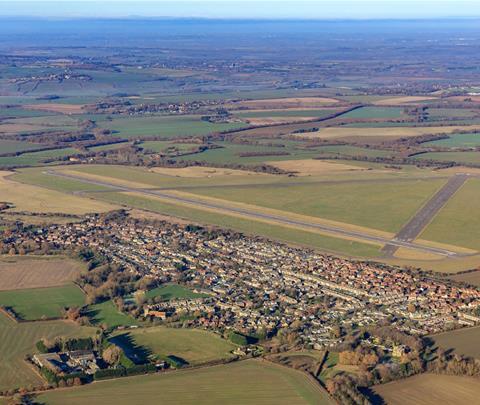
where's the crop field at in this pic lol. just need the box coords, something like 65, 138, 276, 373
144, 284, 208, 300
420, 178, 480, 251
0, 147, 80, 167
371, 374, 480, 405
339, 106, 405, 119
140, 140, 201, 154
0, 284, 85, 320
86, 300, 139, 329
0, 139, 42, 153
111, 327, 237, 365
97, 114, 247, 139
315, 144, 395, 158
429, 326, 480, 359
0, 256, 84, 291
0, 312, 97, 391
0, 171, 116, 214
414, 151, 480, 165
294, 125, 480, 142
235, 108, 341, 119
37, 359, 333, 405
449, 270, 480, 287
423, 132, 480, 148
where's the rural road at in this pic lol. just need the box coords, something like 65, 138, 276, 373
45, 170, 463, 257
382, 174, 469, 256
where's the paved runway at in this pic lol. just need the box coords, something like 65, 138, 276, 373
382, 174, 469, 256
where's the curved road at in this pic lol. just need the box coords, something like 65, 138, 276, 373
45, 170, 462, 257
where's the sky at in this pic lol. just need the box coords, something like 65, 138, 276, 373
1, 0, 480, 19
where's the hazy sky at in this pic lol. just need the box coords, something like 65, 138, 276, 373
1, 1, 480, 19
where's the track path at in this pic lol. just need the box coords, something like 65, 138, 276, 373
382, 174, 469, 256
45, 170, 463, 257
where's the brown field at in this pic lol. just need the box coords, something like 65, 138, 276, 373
0, 256, 84, 291
372, 96, 438, 105
429, 326, 480, 358
371, 374, 480, 405
0, 123, 43, 134
231, 97, 341, 109
268, 159, 371, 176
24, 103, 86, 114
245, 116, 318, 125
448, 95, 480, 103
449, 270, 480, 287
150, 166, 266, 178
293, 125, 480, 140
0, 171, 117, 214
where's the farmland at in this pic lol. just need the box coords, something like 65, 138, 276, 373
371, 374, 480, 405
0, 256, 84, 291
111, 327, 237, 365
0, 284, 85, 320
0, 312, 97, 391
429, 326, 480, 359
97, 115, 247, 139
423, 132, 480, 148
37, 360, 333, 405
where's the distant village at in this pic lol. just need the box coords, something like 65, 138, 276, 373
5, 211, 480, 352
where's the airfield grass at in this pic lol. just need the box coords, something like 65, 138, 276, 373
0, 284, 85, 320
112, 327, 237, 365
86, 191, 382, 258
0, 256, 84, 291
144, 284, 208, 301
37, 359, 332, 405
0, 313, 97, 391
86, 300, 139, 329
371, 374, 480, 405
429, 326, 480, 359
98, 114, 247, 139
185, 178, 446, 233
1, 171, 116, 214
420, 178, 480, 250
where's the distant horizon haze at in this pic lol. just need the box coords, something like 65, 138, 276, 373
1, 1, 480, 19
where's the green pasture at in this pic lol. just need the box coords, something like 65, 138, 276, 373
144, 284, 208, 301
86, 300, 139, 329
422, 133, 480, 148
0, 284, 85, 320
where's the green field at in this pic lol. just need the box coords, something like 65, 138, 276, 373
185, 178, 446, 233
0, 139, 43, 154
86, 300, 139, 329
420, 178, 480, 250
0, 313, 96, 391
111, 327, 237, 365
0, 148, 80, 167
413, 151, 480, 165
140, 140, 201, 154
340, 106, 405, 119
423, 133, 480, 148
37, 360, 333, 405
0, 284, 85, 320
144, 284, 208, 301
316, 144, 395, 158
97, 115, 247, 139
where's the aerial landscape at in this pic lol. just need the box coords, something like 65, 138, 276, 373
2, 0, 480, 404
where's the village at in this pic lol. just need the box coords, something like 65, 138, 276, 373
5, 211, 480, 351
